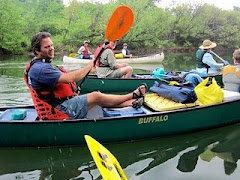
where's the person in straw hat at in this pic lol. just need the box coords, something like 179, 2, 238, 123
196, 39, 228, 75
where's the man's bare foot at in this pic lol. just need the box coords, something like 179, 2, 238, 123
132, 83, 147, 99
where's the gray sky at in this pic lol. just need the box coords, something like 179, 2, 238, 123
157, 0, 239, 10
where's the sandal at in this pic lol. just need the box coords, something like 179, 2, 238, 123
132, 83, 148, 99
132, 97, 144, 109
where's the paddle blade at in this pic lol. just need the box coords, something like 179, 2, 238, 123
105, 5, 134, 42
85, 135, 128, 180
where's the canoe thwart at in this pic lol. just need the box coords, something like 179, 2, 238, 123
103, 106, 145, 117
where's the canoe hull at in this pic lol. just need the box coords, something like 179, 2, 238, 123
0, 99, 238, 147
78, 74, 223, 94
78, 76, 156, 93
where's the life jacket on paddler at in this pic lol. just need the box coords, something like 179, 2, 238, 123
24, 58, 78, 120
94, 43, 114, 67
94, 45, 104, 67
223, 65, 240, 77
124, 48, 131, 56
196, 49, 210, 69
83, 45, 89, 56
223, 64, 240, 92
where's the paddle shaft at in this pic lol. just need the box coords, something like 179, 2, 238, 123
77, 6, 134, 92
210, 50, 225, 63
78, 43, 106, 91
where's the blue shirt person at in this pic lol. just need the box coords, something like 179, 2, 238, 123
27, 32, 147, 120
196, 39, 224, 75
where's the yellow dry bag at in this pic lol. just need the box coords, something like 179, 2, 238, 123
194, 77, 223, 105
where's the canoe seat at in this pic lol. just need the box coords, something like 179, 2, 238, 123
28, 87, 69, 120
144, 93, 198, 111
0, 109, 37, 121
24, 63, 69, 120
102, 107, 145, 117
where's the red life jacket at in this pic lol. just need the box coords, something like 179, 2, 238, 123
94, 44, 114, 67
94, 45, 104, 67
84, 45, 89, 55
24, 59, 78, 120
26, 60, 77, 100
54, 66, 78, 99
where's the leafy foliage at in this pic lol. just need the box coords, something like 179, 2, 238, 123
0, 0, 240, 55
0, 0, 26, 54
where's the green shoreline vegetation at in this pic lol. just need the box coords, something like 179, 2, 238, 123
0, 0, 240, 56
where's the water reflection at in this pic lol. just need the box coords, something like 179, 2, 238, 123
0, 56, 63, 106
0, 123, 240, 179
162, 52, 233, 72
162, 53, 196, 72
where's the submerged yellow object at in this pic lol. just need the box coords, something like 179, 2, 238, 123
85, 135, 128, 180
144, 93, 197, 111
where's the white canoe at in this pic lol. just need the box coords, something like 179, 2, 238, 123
62, 53, 164, 66
61, 62, 164, 71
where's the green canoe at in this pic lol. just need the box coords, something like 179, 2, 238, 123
77, 74, 156, 93
77, 73, 223, 93
0, 93, 238, 147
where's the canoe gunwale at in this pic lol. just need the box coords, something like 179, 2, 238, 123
85, 75, 156, 81
0, 99, 238, 124
63, 53, 164, 65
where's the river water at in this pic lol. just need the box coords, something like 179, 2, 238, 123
0, 53, 239, 180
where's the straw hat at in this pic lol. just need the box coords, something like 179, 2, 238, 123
123, 43, 128, 46
84, 40, 89, 44
199, 39, 217, 49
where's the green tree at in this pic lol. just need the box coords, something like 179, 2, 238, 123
21, 0, 65, 51
115, 0, 172, 48
0, 0, 26, 54
1, 0, 240, 55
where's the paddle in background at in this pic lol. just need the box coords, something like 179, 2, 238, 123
210, 50, 230, 66
78, 5, 134, 92
85, 135, 128, 180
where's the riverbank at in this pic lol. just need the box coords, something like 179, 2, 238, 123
0, 45, 232, 58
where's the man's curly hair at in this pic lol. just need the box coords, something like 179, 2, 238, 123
31, 32, 51, 55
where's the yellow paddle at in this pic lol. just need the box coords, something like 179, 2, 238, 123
85, 135, 128, 180
78, 5, 134, 91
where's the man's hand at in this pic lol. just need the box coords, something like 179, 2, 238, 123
121, 63, 129, 67
223, 60, 230, 66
